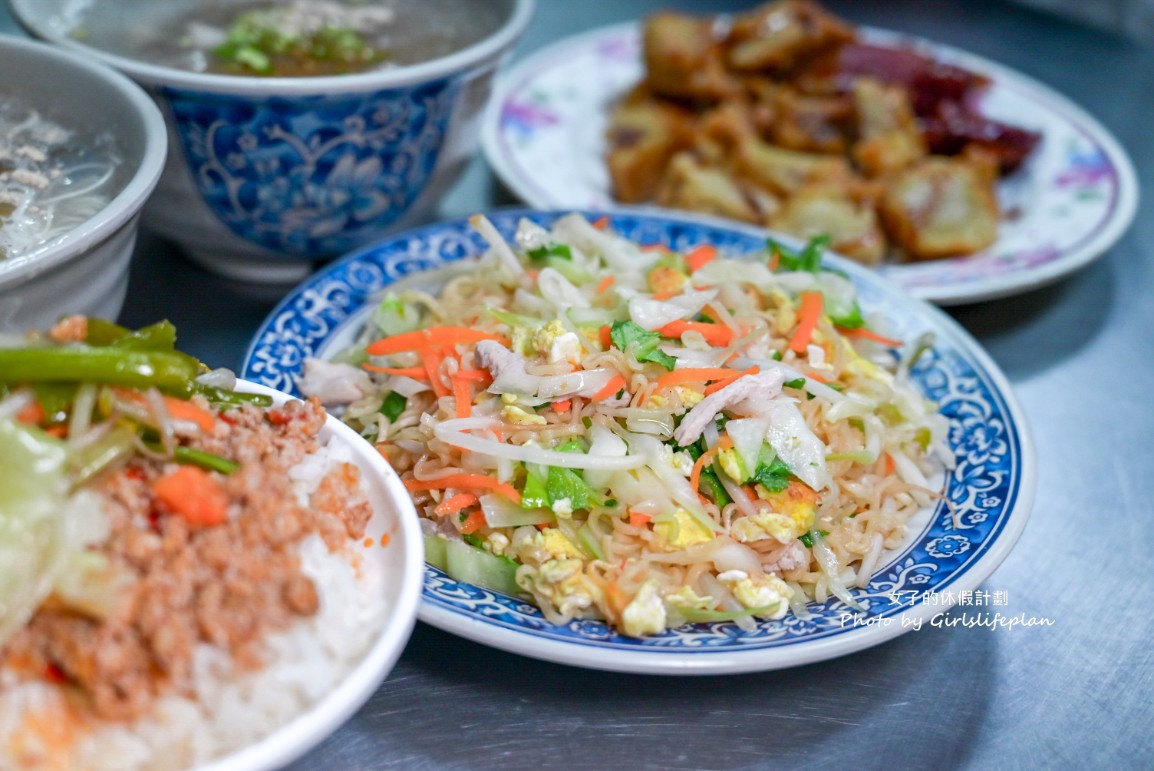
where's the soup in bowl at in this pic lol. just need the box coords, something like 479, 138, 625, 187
10, 0, 535, 282
0, 36, 166, 332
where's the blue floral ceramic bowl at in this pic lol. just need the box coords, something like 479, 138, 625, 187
11, 0, 534, 282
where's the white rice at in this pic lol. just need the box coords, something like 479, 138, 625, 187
0, 439, 389, 770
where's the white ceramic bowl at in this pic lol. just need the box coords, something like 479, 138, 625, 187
203, 380, 424, 771
10, 0, 535, 283
0, 36, 166, 333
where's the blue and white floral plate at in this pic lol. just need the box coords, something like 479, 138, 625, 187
482, 23, 1138, 306
242, 208, 1036, 675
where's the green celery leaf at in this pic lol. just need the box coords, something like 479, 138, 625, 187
610, 320, 676, 371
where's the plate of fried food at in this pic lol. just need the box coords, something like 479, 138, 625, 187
242, 207, 1035, 675
481, 0, 1137, 305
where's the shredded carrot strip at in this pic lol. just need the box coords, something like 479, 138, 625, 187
685, 244, 717, 272
605, 581, 629, 616
653, 366, 751, 391
452, 374, 472, 419
404, 474, 522, 504
789, 291, 824, 354
425, 348, 449, 398
552, 399, 572, 413
641, 243, 670, 253
599, 325, 612, 349
44, 425, 68, 438
838, 326, 905, 348
652, 289, 680, 301
659, 320, 734, 347
460, 509, 488, 535
590, 374, 627, 401
452, 368, 491, 382
365, 327, 507, 356
884, 453, 896, 476
160, 396, 217, 434
690, 445, 722, 494
15, 399, 44, 426
595, 275, 615, 294
704, 366, 760, 396
592, 215, 610, 230
628, 511, 652, 528
362, 364, 429, 378
769, 250, 780, 272
435, 493, 478, 517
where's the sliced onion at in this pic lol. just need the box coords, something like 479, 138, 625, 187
0, 390, 34, 421
479, 494, 555, 528
627, 288, 718, 331
811, 533, 866, 612
856, 532, 885, 587
67, 383, 98, 441
627, 432, 717, 530
195, 367, 238, 391
434, 418, 644, 470
470, 214, 523, 278
731, 356, 846, 403
538, 267, 589, 310
536, 368, 617, 399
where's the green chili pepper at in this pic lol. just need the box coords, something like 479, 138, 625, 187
0, 347, 201, 390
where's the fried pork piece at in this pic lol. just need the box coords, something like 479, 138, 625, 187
750, 81, 853, 154
770, 183, 887, 265
725, 0, 855, 74
879, 154, 999, 259
851, 78, 927, 177
654, 152, 779, 224
606, 89, 695, 203
692, 101, 850, 196
643, 12, 736, 101
734, 133, 852, 197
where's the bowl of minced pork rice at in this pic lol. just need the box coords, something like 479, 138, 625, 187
0, 315, 422, 771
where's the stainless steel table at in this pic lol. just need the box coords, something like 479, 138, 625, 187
4, 1, 1150, 767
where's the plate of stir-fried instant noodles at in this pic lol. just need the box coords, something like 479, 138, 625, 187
243, 208, 1035, 674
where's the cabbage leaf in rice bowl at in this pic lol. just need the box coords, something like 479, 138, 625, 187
0, 318, 421, 770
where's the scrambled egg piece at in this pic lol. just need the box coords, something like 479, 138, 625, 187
769, 290, 797, 336
732, 480, 819, 543
675, 385, 704, 408
501, 404, 547, 426
622, 579, 667, 637
541, 527, 584, 560
534, 320, 583, 365
717, 570, 792, 619
510, 526, 551, 564
663, 585, 714, 611
523, 558, 601, 617
841, 336, 893, 384
717, 447, 748, 483
486, 532, 510, 556
647, 265, 688, 296
654, 509, 715, 550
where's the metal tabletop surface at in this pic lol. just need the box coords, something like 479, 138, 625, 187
4, 0, 1151, 768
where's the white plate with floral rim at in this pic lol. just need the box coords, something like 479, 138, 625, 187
241, 207, 1035, 675
480, 22, 1137, 306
